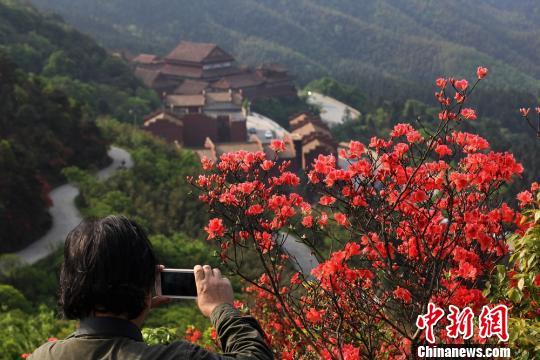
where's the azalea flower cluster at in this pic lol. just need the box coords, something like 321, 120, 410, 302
190, 68, 527, 359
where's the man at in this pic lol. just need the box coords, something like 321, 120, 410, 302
30, 215, 273, 359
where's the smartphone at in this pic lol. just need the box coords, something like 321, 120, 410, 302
155, 268, 198, 299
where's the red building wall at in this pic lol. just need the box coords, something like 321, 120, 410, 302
182, 114, 219, 147
144, 120, 183, 145
229, 120, 247, 142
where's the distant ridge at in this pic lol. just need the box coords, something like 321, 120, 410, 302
28, 0, 540, 100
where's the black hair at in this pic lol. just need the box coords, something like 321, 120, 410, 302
59, 215, 157, 320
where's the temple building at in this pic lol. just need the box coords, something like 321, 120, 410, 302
143, 110, 247, 148
136, 42, 338, 172
289, 112, 338, 169
132, 41, 296, 99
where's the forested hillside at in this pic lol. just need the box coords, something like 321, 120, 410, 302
30, 0, 540, 99
0, 121, 217, 359
0, 0, 158, 252
0, 53, 108, 252
0, 0, 158, 121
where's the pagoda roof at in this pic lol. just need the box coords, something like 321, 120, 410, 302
165, 41, 235, 64
206, 91, 243, 106
132, 53, 161, 64
160, 64, 202, 78
212, 72, 265, 89
143, 111, 183, 127
134, 67, 162, 87
166, 94, 206, 107
215, 141, 263, 156
174, 79, 209, 95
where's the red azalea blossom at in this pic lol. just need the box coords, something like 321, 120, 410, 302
185, 326, 202, 343
519, 108, 530, 117
270, 139, 286, 152
205, 218, 225, 240
318, 212, 329, 227
319, 195, 336, 206
348, 140, 365, 157
302, 215, 314, 228
246, 204, 264, 216
436, 77, 447, 89
256, 232, 274, 253
261, 160, 274, 171
435, 144, 453, 157
394, 287, 412, 303
191, 67, 527, 359
456, 261, 478, 280
306, 308, 325, 324
454, 79, 469, 92
460, 108, 477, 120
334, 212, 349, 227
201, 156, 214, 170
476, 66, 488, 79
439, 110, 456, 121
516, 191, 533, 207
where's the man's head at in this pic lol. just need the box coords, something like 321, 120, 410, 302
59, 215, 156, 320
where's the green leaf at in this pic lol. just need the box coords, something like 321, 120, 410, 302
507, 288, 523, 304
517, 278, 525, 290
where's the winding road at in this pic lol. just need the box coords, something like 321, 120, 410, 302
14, 146, 133, 264
280, 232, 319, 276
11, 145, 317, 276
306, 91, 361, 127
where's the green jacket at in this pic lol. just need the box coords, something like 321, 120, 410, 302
29, 304, 273, 360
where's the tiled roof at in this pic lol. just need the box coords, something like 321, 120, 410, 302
206, 92, 232, 103
174, 79, 209, 95
166, 94, 205, 107
143, 111, 183, 127
166, 41, 234, 64
212, 72, 265, 89
215, 141, 263, 155
302, 138, 335, 153
205, 91, 243, 106
291, 122, 332, 138
134, 67, 161, 87
160, 64, 202, 78
132, 53, 160, 64
289, 112, 312, 127
202, 66, 244, 79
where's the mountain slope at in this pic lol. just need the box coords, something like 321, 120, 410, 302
29, 0, 540, 100
0, 0, 158, 121
0, 53, 108, 252
0, 0, 159, 252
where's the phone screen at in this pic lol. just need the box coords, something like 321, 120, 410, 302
160, 270, 198, 297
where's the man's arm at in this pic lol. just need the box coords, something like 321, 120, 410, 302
194, 265, 273, 360
210, 303, 272, 359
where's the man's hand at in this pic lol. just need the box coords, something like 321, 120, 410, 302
194, 265, 234, 317
151, 265, 171, 308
